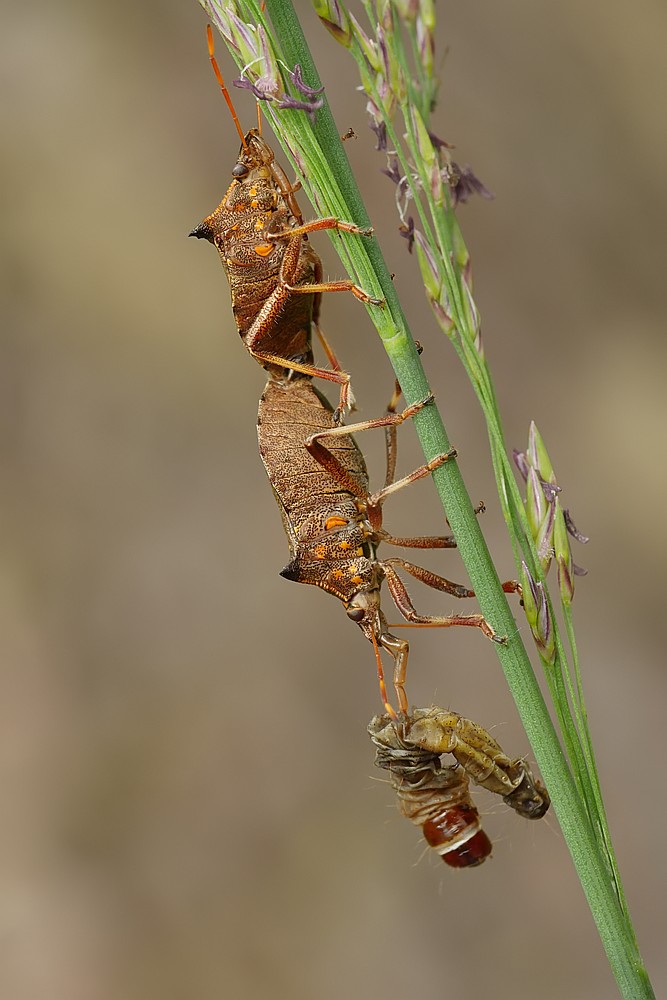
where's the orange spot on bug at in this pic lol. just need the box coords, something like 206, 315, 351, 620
325, 516, 347, 530
254, 243, 274, 257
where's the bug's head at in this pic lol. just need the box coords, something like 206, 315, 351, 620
345, 587, 383, 637
231, 129, 275, 183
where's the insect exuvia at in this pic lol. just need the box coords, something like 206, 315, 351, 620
369, 707, 550, 867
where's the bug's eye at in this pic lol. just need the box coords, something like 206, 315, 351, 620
232, 163, 250, 178
347, 607, 365, 623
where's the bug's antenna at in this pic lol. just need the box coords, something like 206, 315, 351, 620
206, 25, 247, 148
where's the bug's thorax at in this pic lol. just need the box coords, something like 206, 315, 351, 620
281, 516, 384, 606
190, 129, 320, 372
190, 130, 298, 255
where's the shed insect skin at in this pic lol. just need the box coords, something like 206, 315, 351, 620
189, 27, 380, 414
401, 706, 551, 820
368, 707, 550, 868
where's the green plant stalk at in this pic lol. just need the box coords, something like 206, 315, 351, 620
363, 2, 634, 936
350, 0, 635, 945
197, 2, 653, 995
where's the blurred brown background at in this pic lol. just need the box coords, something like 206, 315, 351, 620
2, 1, 666, 997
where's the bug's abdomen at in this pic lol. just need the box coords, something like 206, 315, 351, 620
257, 378, 368, 533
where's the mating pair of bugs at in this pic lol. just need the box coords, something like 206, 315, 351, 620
190, 26, 549, 867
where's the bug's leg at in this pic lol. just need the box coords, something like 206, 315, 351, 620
365, 448, 456, 511
371, 372, 485, 527
314, 323, 356, 417
305, 394, 446, 500
244, 236, 358, 412
266, 158, 304, 223
370, 631, 405, 720
376, 630, 411, 719
382, 337, 425, 486
383, 380, 402, 488
380, 562, 505, 643
307, 394, 458, 529
305, 390, 478, 540
373, 382, 456, 551
382, 558, 474, 600
283, 277, 382, 305
376, 529, 458, 549
267, 217, 382, 305
269, 216, 373, 241
384, 558, 521, 599
251, 347, 354, 412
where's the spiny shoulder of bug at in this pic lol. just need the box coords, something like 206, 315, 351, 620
189, 129, 302, 250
